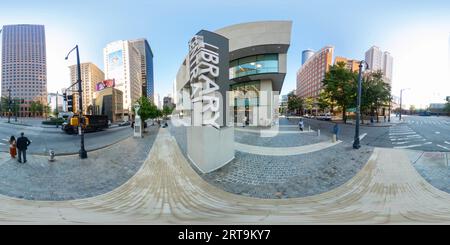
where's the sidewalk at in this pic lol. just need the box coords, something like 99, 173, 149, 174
0, 126, 159, 201
0, 128, 449, 224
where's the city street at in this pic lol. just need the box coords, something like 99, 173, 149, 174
283, 115, 450, 152
0, 118, 133, 155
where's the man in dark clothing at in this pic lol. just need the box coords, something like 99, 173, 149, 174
333, 123, 340, 141
16, 132, 31, 163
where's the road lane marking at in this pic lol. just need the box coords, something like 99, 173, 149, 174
394, 142, 432, 149
392, 139, 426, 144
445, 141, 450, 145
352, 133, 367, 144
389, 132, 416, 136
437, 144, 450, 151
435, 132, 440, 134
390, 135, 422, 140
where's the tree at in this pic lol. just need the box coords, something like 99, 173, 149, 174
317, 90, 333, 113
287, 92, 303, 115
360, 71, 391, 122
163, 105, 174, 117
134, 96, 156, 122
322, 62, 356, 123
304, 97, 315, 115
444, 102, 450, 115
0, 97, 9, 115
409, 105, 416, 115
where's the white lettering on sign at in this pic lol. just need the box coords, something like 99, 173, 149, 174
189, 35, 221, 129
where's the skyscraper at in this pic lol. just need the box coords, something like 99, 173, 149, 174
365, 46, 393, 84
130, 38, 154, 101
103, 40, 142, 115
69, 62, 104, 114
365, 46, 383, 71
1, 24, 47, 117
296, 46, 334, 99
382, 51, 393, 82
302, 49, 315, 65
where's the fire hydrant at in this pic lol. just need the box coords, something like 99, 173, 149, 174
49, 150, 56, 162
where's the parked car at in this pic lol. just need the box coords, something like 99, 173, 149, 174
317, 113, 332, 121
131, 121, 147, 128
119, 121, 131, 127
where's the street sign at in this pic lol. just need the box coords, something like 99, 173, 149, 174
347, 108, 356, 112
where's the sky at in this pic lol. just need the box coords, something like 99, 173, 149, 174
1, 0, 450, 108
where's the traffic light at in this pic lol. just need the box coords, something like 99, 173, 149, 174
67, 95, 73, 112
63, 92, 67, 102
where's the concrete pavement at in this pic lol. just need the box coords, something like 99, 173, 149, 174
0, 128, 449, 224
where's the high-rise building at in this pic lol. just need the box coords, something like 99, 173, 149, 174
69, 62, 104, 114
365, 46, 383, 71
163, 95, 174, 109
365, 46, 393, 84
130, 38, 154, 101
382, 51, 393, 82
334, 56, 360, 72
154, 93, 162, 109
302, 49, 315, 65
1, 24, 47, 117
296, 46, 334, 99
103, 40, 142, 115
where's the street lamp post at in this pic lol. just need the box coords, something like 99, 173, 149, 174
353, 60, 369, 149
66, 45, 87, 159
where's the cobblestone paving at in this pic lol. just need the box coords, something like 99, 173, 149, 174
169, 124, 373, 199
0, 126, 159, 201
412, 152, 450, 194
235, 130, 329, 147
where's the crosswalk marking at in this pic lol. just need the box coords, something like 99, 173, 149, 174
392, 139, 426, 145
437, 144, 450, 151
389, 125, 434, 149
394, 142, 432, 149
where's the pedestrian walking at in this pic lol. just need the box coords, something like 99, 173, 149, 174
333, 123, 340, 140
384, 115, 387, 122
242, 116, 247, 127
298, 118, 304, 131
16, 132, 31, 163
9, 136, 17, 158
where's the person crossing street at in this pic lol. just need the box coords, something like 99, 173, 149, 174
298, 118, 304, 131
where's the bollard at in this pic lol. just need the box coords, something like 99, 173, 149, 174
49, 150, 55, 162
308, 125, 311, 132
332, 134, 337, 143
317, 129, 321, 137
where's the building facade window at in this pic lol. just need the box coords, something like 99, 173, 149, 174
229, 54, 278, 79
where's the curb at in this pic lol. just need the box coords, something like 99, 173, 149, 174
0, 135, 132, 157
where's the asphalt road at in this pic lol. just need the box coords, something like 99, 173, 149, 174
282, 115, 450, 152
0, 120, 133, 155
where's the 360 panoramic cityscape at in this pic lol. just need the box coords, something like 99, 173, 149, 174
0, 0, 449, 230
